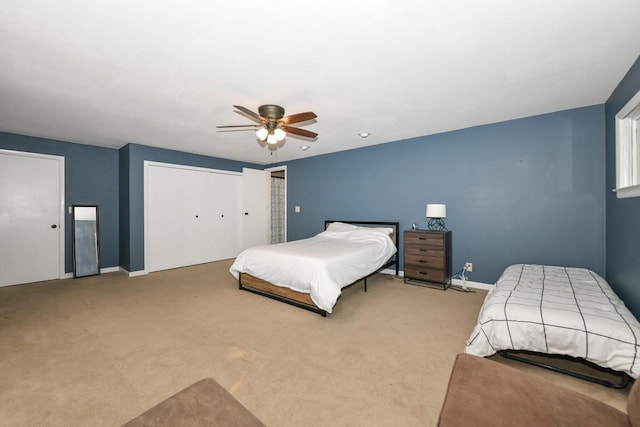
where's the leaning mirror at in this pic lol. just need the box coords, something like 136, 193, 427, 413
72, 205, 100, 278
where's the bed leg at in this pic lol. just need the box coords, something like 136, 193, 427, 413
364, 277, 367, 292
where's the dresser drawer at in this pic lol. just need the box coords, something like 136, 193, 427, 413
404, 232, 444, 247
404, 244, 444, 258
404, 253, 444, 268
404, 266, 447, 283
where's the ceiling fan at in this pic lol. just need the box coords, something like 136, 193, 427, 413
217, 105, 318, 146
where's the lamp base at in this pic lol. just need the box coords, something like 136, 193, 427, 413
427, 218, 447, 231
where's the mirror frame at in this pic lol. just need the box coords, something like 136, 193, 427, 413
72, 205, 101, 278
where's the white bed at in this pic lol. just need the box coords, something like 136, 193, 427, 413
230, 221, 398, 315
465, 264, 640, 379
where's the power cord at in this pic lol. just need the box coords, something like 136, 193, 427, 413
450, 266, 476, 293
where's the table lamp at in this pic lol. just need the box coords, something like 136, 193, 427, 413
426, 204, 447, 231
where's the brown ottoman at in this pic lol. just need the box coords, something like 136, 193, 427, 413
122, 378, 266, 427
438, 354, 636, 427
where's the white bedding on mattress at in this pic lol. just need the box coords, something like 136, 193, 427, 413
229, 227, 397, 313
465, 264, 640, 378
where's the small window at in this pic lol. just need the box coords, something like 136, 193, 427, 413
615, 89, 640, 198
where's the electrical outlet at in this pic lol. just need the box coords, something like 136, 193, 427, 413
464, 262, 473, 272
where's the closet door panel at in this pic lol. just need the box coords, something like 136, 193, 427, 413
210, 173, 241, 261
146, 163, 249, 272
147, 166, 185, 272
241, 168, 270, 251
181, 169, 213, 265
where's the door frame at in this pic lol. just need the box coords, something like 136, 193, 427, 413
0, 149, 65, 280
265, 165, 287, 243
143, 160, 242, 273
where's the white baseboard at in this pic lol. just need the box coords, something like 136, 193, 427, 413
119, 267, 148, 277
63, 266, 120, 278
451, 278, 493, 291
381, 268, 493, 291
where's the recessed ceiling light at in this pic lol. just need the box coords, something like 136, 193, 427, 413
358, 132, 371, 138
300, 145, 310, 151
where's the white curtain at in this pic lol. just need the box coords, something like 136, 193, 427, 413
271, 177, 285, 244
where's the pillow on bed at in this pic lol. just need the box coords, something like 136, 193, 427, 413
326, 222, 393, 237
372, 227, 394, 236
326, 222, 360, 232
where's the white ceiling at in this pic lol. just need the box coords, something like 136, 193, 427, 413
1, 1, 639, 165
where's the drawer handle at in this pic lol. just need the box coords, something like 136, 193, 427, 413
418, 237, 426, 240
419, 249, 428, 252
419, 260, 428, 264
419, 271, 428, 275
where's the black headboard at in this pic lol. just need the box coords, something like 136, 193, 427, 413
324, 220, 400, 247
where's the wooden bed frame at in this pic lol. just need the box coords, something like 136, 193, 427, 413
238, 220, 400, 317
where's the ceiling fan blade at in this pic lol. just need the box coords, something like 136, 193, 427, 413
216, 124, 259, 128
281, 112, 317, 125
283, 125, 318, 139
233, 105, 264, 124
216, 128, 257, 132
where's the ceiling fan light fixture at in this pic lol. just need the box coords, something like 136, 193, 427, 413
258, 104, 285, 120
274, 128, 286, 141
220, 104, 317, 150
256, 127, 268, 140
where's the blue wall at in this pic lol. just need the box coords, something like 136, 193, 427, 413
0, 132, 119, 273
284, 105, 606, 284
118, 144, 131, 270
0, 98, 622, 301
119, 143, 260, 272
0, 134, 260, 275
605, 56, 640, 317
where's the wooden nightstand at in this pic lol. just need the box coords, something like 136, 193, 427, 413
403, 230, 452, 290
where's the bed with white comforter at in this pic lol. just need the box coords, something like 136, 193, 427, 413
230, 222, 397, 314
465, 264, 640, 378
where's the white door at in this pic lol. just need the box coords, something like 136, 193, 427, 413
147, 165, 185, 272
0, 150, 63, 286
146, 162, 243, 272
241, 168, 270, 250
211, 173, 241, 260
181, 169, 213, 266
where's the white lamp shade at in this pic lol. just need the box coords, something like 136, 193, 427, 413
266, 133, 278, 145
426, 204, 446, 218
256, 128, 268, 140
274, 128, 286, 141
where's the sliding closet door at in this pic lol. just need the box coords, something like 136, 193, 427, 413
147, 165, 186, 272
146, 162, 244, 272
210, 173, 241, 260
181, 169, 213, 266
241, 168, 270, 251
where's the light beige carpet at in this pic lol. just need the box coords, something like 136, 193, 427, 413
0, 260, 630, 426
